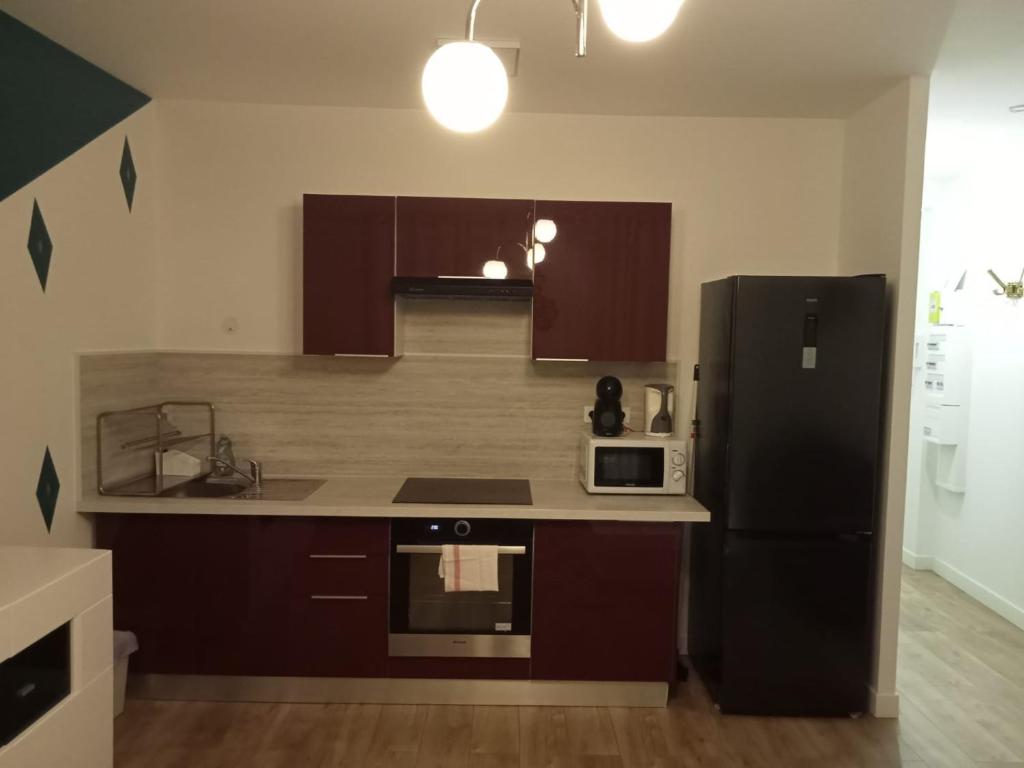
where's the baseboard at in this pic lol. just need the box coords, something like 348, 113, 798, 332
928, 558, 1024, 632
868, 687, 899, 718
127, 674, 669, 707
901, 548, 933, 570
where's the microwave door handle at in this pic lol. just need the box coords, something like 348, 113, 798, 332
395, 545, 527, 556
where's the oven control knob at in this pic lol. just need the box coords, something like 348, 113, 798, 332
672, 470, 684, 481
454, 520, 472, 537
672, 452, 684, 466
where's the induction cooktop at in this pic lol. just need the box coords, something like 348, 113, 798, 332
392, 478, 533, 505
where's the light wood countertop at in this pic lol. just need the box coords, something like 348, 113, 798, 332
78, 476, 711, 524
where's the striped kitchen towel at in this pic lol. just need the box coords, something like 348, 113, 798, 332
438, 544, 499, 592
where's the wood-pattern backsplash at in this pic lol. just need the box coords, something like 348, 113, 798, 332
79, 303, 676, 485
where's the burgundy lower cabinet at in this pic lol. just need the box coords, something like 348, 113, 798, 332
531, 521, 682, 682
95, 514, 389, 677
97, 514, 680, 684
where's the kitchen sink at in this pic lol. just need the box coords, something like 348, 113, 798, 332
160, 479, 249, 498
158, 477, 326, 501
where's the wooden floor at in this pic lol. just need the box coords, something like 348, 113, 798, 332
114, 568, 1024, 767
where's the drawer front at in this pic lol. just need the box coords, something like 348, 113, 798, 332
301, 553, 388, 597
290, 594, 388, 676
304, 518, 390, 555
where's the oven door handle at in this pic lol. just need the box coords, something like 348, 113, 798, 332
394, 544, 527, 556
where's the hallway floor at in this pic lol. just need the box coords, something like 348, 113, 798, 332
113, 568, 1024, 767
898, 566, 1024, 767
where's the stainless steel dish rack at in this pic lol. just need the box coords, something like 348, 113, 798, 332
97, 401, 216, 496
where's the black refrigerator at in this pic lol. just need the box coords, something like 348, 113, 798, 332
688, 275, 886, 716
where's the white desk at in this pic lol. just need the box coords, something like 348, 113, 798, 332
0, 547, 113, 768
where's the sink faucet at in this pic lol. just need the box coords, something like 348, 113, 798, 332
207, 456, 263, 488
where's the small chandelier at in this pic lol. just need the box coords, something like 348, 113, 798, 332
422, 0, 685, 133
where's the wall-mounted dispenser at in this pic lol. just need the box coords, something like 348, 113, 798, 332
922, 326, 971, 493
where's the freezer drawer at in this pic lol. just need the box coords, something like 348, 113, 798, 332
718, 532, 871, 716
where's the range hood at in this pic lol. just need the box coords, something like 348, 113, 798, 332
392, 276, 533, 300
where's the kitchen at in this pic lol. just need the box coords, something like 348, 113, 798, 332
1, 0, 960, 766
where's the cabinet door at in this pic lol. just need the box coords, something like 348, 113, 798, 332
96, 515, 202, 674
532, 201, 671, 362
531, 521, 681, 682
396, 197, 534, 279
303, 194, 396, 356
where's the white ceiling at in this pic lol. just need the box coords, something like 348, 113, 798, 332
929, 0, 1024, 126
1, 0, 956, 118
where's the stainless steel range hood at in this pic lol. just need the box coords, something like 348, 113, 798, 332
392, 276, 533, 300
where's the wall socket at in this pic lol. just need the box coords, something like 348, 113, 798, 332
582, 405, 631, 425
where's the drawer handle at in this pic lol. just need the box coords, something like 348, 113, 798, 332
308, 554, 367, 560
310, 595, 368, 601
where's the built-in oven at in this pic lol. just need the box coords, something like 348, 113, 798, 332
389, 518, 533, 658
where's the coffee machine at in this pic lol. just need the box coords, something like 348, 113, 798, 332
591, 376, 625, 437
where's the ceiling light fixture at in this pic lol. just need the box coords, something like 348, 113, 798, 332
423, 0, 682, 132
422, 0, 510, 133
597, 0, 686, 43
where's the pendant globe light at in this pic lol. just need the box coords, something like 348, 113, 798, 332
596, 0, 685, 43
422, 0, 508, 133
421, 0, 684, 133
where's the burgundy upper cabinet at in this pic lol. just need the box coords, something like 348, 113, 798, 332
532, 201, 671, 362
396, 196, 534, 279
303, 194, 396, 356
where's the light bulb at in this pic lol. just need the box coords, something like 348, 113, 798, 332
422, 42, 509, 133
526, 248, 535, 270
533, 243, 546, 264
483, 260, 509, 279
534, 219, 557, 244
597, 0, 685, 43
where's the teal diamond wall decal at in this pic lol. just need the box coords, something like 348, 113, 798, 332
28, 200, 53, 291
119, 137, 137, 211
36, 447, 60, 533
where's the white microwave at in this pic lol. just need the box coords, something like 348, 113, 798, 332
578, 433, 687, 495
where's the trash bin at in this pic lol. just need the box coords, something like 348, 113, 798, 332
112, 630, 139, 717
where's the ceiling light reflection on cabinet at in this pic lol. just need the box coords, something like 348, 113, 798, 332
597, 0, 686, 43
534, 219, 557, 243
483, 259, 509, 279
526, 244, 546, 271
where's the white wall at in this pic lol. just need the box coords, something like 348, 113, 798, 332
153, 100, 846, 376
904, 121, 1024, 629
0, 105, 159, 547
838, 77, 930, 717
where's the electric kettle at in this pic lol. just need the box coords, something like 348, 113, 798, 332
644, 384, 675, 437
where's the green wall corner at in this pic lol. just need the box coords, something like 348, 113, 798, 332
0, 11, 151, 201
